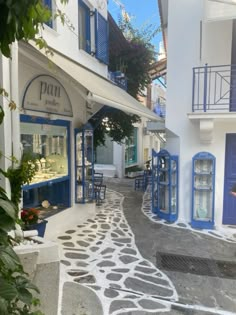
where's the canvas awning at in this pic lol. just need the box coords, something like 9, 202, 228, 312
31, 44, 161, 121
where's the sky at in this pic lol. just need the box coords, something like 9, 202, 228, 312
108, 0, 162, 53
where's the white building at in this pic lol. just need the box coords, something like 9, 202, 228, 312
0, 0, 160, 208
158, 0, 236, 228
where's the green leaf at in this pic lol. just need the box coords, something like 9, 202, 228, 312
0, 246, 21, 270
15, 276, 40, 294
0, 213, 15, 232
0, 277, 18, 301
0, 297, 8, 315
17, 287, 33, 305
0, 199, 17, 219
0, 106, 4, 124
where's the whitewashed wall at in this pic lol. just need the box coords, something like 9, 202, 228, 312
165, 0, 235, 225
41, 0, 108, 77
166, 0, 204, 222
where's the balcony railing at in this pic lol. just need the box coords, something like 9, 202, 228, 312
108, 71, 127, 91
192, 64, 236, 112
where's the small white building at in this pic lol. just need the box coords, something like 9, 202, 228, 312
158, 0, 236, 228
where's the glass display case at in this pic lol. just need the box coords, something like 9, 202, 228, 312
152, 149, 158, 211
152, 149, 178, 222
75, 123, 94, 203
20, 116, 70, 209
191, 152, 215, 229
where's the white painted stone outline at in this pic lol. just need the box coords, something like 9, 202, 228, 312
142, 186, 236, 244
57, 189, 178, 315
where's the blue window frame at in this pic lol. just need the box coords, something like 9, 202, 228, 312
43, 0, 53, 28
125, 128, 138, 166
20, 115, 71, 208
78, 0, 91, 54
95, 10, 109, 64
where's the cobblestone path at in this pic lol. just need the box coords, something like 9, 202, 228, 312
57, 189, 178, 315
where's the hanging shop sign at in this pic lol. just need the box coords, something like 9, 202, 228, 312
22, 75, 73, 117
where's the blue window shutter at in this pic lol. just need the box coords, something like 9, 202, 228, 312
43, 0, 53, 28
95, 11, 109, 64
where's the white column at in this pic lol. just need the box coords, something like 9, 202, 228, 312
10, 42, 20, 161
0, 53, 12, 194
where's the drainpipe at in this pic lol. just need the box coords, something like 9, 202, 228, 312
10, 41, 21, 162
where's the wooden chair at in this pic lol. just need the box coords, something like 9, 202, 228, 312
93, 172, 106, 205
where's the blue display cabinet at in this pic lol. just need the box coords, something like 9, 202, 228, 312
191, 152, 215, 229
152, 149, 179, 222
75, 124, 94, 203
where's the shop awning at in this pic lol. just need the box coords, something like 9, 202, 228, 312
32, 44, 161, 121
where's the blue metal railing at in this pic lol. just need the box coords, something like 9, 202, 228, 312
108, 71, 128, 91
192, 64, 236, 112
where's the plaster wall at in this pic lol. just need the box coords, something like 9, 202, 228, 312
166, 0, 204, 222
202, 19, 232, 66
41, 0, 108, 77
165, 0, 236, 226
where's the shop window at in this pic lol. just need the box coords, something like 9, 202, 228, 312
125, 128, 138, 166
78, 0, 91, 54
43, 0, 53, 28
20, 117, 71, 209
20, 121, 69, 184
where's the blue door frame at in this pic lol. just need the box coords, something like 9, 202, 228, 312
223, 134, 236, 225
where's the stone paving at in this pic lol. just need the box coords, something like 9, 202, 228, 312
142, 186, 236, 244
57, 189, 178, 315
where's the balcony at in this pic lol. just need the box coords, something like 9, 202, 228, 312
189, 64, 236, 143
192, 64, 236, 113
108, 71, 127, 91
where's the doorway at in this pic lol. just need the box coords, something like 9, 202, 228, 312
223, 134, 236, 224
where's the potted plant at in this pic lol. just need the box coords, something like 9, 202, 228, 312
21, 208, 48, 237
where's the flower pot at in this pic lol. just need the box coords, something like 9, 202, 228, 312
25, 220, 48, 237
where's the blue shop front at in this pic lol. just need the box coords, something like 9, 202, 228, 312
21, 74, 76, 211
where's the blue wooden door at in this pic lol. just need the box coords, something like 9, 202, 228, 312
223, 134, 236, 224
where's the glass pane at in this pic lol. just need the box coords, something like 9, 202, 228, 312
194, 159, 213, 173
125, 128, 137, 165
194, 190, 213, 221
20, 122, 68, 184
159, 185, 169, 213
79, 6, 87, 51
